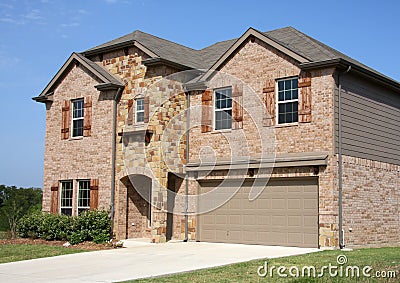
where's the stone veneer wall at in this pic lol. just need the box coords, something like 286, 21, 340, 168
342, 155, 400, 247
95, 49, 188, 242
189, 38, 339, 247
42, 64, 115, 214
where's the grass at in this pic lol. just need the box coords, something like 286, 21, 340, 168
0, 244, 87, 264
126, 247, 400, 283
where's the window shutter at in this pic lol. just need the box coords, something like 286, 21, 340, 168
89, 179, 99, 210
127, 99, 134, 125
143, 96, 150, 123
83, 96, 92, 137
61, 100, 70, 139
232, 84, 243, 130
201, 89, 213, 133
263, 78, 275, 126
50, 183, 59, 214
298, 71, 312, 123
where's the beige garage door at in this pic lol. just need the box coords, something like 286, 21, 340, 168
198, 178, 318, 248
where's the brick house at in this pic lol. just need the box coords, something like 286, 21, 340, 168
33, 27, 400, 248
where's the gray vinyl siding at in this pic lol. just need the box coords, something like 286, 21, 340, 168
334, 73, 400, 165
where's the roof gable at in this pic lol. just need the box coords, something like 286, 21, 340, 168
201, 27, 310, 81
33, 53, 124, 101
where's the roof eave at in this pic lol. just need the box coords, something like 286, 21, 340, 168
301, 58, 400, 92
142, 57, 192, 70
32, 93, 53, 103
95, 82, 125, 91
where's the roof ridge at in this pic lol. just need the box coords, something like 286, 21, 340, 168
134, 30, 198, 52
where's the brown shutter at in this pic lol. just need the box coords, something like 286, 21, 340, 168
143, 96, 150, 123
127, 99, 134, 125
61, 100, 70, 139
232, 84, 243, 130
263, 78, 276, 126
50, 183, 59, 214
89, 179, 99, 210
83, 96, 92, 137
298, 71, 312, 123
201, 89, 213, 133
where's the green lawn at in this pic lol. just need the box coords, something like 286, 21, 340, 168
127, 247, 399, 283
0, 244, 87, 264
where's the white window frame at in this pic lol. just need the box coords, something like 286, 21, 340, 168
213, 87, 233, 130
276, 77, 299, 125
77, 180, 90, 215
135, 98, 145, 123
60, 180, 73, 216
71, 98, 84, 137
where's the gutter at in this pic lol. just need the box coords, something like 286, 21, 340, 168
301, 58, 400, 92
184, 90, 190, 242
337, 65, 351, 249
110, 87, 123, 237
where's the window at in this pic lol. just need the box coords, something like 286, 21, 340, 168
214, 87, 232, 130
136, 98, 144, 123
77, 180, 90, 215
72, 99, 84, 137
60, 181, 73, 215
277, 78, 298, 124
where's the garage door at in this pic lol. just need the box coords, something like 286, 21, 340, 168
198, 178, 318, 248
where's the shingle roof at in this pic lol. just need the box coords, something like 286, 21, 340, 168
72, 26, 398, 92
83, 30, 204, 69
82, 26, 396, 82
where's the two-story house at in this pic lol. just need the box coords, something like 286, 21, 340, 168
33, 27, 400, 248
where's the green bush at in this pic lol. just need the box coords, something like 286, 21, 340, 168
16, 210, 111, 244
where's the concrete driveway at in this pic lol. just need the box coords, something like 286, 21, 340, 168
0, 240, 318, 283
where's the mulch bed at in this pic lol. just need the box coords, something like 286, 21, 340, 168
0, 238, 120, 250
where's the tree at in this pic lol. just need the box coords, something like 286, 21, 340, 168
0, 185, 42, 238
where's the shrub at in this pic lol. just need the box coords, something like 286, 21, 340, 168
16, 210, 111, 244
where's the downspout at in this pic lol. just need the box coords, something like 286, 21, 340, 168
184, 90, 190, 242
111, 87, 123, 237
338, 65, 351, 249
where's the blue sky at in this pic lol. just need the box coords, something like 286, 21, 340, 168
0, 0, 399, 188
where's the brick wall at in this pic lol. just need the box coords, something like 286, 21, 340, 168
342, 155, 400, 247
188, 38, 338, 247
42, 63, 114, 214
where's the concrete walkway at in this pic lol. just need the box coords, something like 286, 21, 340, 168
0, 240, 319, 283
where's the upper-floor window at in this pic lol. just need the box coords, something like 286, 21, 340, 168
72, 99, 84, 137
214, 87, 232, 130
277, 78, 298, 124
60, 181, 73, 216
77, 180, 90, 215
136, 98, 144, 123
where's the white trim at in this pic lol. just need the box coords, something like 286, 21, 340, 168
135, 97, 145, 124
60, 180, 73, 215
213, 87, 233, 131
71, 98, 84, 138
77, 179, 90, 214
276, 77, 299, 125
